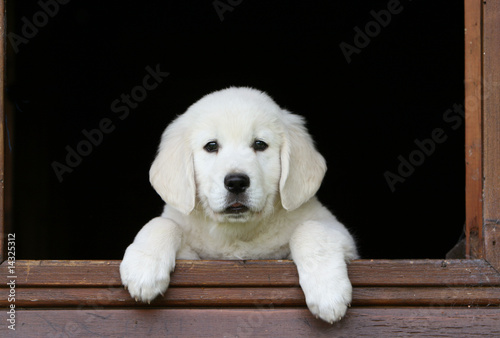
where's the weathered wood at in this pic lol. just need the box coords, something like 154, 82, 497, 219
2, 286, 499, 308
347, 259, 500, 286
3, 308, 499, 337
482, 0, 500, 273
3, 259, 500, 287
4, 287, 305, 308
484, 221, 500, 273
464, 0, 484, 259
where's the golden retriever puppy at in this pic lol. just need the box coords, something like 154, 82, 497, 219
120, 87, 358, 323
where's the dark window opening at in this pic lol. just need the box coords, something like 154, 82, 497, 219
8, 1, 464, 259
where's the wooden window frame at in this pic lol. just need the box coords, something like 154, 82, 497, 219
1, 1, 499, 335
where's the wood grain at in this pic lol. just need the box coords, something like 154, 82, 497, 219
3, 308, 499, 337
464, 0, 484, 259
482, 0, 500, 273
3, 259, 500, 287
2, 286, 499, 308
484, 221, 500, 272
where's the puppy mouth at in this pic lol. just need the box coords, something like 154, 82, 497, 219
224, 202, 250, 214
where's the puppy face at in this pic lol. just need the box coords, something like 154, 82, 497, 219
149, 87, 327, 223
190, 104, 283, 223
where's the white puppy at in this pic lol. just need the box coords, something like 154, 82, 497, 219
120, 87, 358, 323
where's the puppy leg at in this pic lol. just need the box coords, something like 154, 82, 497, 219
290, 221, 356, 323
120, 217, 183, 303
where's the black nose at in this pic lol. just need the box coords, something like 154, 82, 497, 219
224, 174, 250, 194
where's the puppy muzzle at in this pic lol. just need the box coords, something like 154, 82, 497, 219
223, 173, 251, 214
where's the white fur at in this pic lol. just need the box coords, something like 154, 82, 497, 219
120, 87, 358, 323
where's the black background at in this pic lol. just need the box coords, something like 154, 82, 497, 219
8, 0, 465, 259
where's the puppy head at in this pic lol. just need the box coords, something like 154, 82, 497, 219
149, 87, 326, 222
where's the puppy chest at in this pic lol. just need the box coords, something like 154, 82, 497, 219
186, 234, 291, 260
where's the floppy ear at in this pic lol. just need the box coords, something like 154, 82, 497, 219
279, 111, 327, 211
149, 117, 196, 214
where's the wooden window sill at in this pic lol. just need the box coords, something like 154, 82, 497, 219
1, 259, 499, 336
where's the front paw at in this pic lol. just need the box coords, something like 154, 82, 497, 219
120, 244, 175, 303
300, 273, 352, 324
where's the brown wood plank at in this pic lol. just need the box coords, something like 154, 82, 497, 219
3, 287, 305, 308
2, 259, 500, 287
3, 308, 499, 337
482, 0, 500, 273
353, 286, 500, 306
348, 259, 500, 286
2, 286, 499, 308
464, 0, 484, 259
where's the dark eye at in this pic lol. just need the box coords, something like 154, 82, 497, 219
253, 140, 268, 152
204, 141, 219, 153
